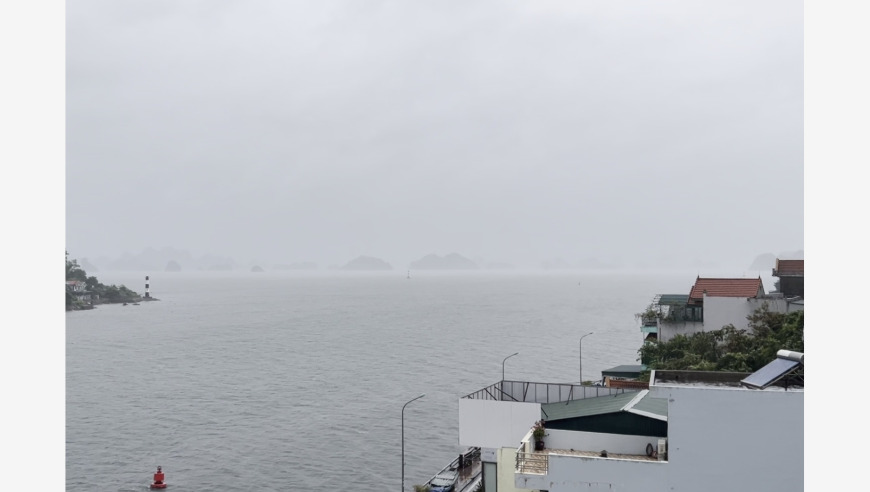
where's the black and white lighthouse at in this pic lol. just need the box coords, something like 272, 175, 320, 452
145, 275, 151, 299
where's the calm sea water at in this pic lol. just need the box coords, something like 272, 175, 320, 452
66, 270, 711, 491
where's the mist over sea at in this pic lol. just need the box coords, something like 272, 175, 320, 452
66, 270, 759, 491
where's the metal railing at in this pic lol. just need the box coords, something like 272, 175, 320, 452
516, 448, 548, 475
424, 447, 482, 492
661, 308, 703, 322
463, 380, 633, 403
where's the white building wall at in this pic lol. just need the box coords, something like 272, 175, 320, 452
659, 297, 797, 342
702, 296, 756, 331
544, 429, 661, 456
658, 320, 704, 343
458, 398, 541, 449
518, 454, 668, 491
651, 384, 803, 492
497, 447, 524, 492
519, 385, 803, 492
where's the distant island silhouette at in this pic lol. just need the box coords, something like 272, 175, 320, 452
341, 256, 393, 271
410, 253, 479, 270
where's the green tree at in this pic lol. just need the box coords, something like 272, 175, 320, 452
638, 304, 804, 375
66, 251, 87, 281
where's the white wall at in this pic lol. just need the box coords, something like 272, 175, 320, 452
652, 384, 803, 492
658, 319, 704, 342
517, 454, 668, 491
659, 297, 797, 342
544, 429, 661, 456
458, 398, 541, 449
497, 447, 525, 492
702, 296, 756, 331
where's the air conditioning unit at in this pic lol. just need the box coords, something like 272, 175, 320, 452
657, 438, 668, 461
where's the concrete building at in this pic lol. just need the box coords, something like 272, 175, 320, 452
458, 355, 804, 492
641, 276, 804, 343
772, 258, 804, 298
458, 381, 636, 492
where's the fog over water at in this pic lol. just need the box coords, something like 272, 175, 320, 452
65, 0, 804, 271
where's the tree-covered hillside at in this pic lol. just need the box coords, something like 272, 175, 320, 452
66, 252, 142, 310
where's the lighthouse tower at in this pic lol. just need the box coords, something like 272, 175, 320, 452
145, 276, 151, 299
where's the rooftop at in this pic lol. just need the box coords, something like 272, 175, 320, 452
773, 259, 804, 277
602, 364, 646, 378
655, 294, 689, 306
652, 370, 803, 391
516, 448, 660, 475
688, 277, 763, 303
540, 390, 667, 422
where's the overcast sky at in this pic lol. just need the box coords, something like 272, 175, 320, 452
65, 0, 804, 270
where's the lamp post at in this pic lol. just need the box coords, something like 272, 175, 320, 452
501, 352, 519, 397
579, 332, 593, 385
402, 393, 425, 492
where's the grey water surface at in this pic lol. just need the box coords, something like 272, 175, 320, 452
66, 270, 696, 491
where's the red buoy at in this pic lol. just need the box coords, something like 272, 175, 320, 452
150, 466, 167, 489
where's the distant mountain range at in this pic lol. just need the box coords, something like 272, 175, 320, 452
72, 246, 802, 274
410, 253, 478, 270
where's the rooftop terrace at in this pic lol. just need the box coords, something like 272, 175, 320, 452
652, 370, 804, 390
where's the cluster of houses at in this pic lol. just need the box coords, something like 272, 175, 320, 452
640, 258, 804, 344
66, 279, 96, 309
452, 259, 804, 492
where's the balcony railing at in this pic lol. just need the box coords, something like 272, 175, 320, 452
463, 380, 633, 403
661, 308, 703, 322
516, 448, 548, 475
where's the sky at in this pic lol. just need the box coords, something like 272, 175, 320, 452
64, 0, 805, 271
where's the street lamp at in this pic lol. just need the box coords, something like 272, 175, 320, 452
579, 332, 593, 385
501, 352, 519, 398
402, 393, 425, 492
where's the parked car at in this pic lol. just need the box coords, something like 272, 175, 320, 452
429, 470, 458, 492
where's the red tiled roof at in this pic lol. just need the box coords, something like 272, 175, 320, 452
773, 259, 804, 277
689, 277, 764, 302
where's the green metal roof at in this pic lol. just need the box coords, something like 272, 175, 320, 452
629, 394, 669, 421
656, 294, 689, 306
540, 390, 668, 422
541, 392, 639, 421
602, 365, 647, 378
